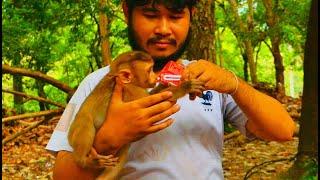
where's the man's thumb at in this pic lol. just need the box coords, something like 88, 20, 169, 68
111, 77, 124, 103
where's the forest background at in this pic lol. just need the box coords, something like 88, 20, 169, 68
2, 0, 317, 179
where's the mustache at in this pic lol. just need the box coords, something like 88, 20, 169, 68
147, 36, 177, 46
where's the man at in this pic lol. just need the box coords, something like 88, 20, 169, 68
47, 0, 295, 179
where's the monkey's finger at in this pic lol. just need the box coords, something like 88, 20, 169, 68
95, 160, 117, 167
145, 118, 174, 133
90, 147, 100, 157
148, 105, 179, 125
98, 156, 118, 161
96, 156, 119, 162
100, 162, 117, 167
98, 158, 119, 165
98, 157, 119, 162
96, 154, 114, 159
136, 91, 173, 108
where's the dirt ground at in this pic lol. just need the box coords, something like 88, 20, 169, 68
2, 120, 298, 180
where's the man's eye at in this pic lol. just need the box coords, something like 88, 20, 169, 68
170, 15, 183, 20
144, 14, 158, 18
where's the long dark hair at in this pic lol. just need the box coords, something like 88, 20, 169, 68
124, 0, 199, 15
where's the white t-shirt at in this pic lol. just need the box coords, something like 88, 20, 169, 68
46, 60, 251, 179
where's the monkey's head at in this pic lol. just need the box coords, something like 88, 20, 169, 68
110, 51, 157, 88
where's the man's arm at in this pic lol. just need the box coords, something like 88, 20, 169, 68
185, 60, 295, 141
53, 151, 101, 180
231, 78, 295, 141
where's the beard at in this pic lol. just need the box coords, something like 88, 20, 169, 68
127, 21, 192, 72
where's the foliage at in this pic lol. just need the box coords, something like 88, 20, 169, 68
2, 0, 310, 112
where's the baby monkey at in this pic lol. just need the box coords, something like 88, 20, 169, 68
68, 51, 205, 179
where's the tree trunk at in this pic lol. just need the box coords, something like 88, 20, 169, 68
186, 0, 216, 63
99, 0, 112, 66
227, 0, 257, 83
36, 80, 49, 111
13, 75, 24, 114
262, 0, 286, 97
242, 53, 249, 81
244, 40, 257, 83
271, 38, 285, 96
12, 57, 24, 114
216, 28, 224, 67
279, 0, 318, 178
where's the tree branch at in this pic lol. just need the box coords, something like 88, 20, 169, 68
2, 88, 66, 108
263, 39, 273, 52
244, 155, 297, 179
2, 109, 64, 123
2, 116, 61, 145
2, 64, 75, 96
224, 130, 241, 141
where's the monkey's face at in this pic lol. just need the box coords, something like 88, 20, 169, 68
131, 60, 157, 88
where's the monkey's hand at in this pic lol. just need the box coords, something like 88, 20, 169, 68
86, 148, 119, 169
180, 79, 205, 100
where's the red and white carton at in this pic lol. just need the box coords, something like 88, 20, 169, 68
157, 61, 184, 86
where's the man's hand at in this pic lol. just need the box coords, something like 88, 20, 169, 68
185, 60, 295, 141
93, 79, 180, 155
184, 60, 237, 94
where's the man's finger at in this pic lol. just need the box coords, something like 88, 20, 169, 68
147, 105, 180, 125
110, 78, 124, 103
145, 101, 176, 117
135, 91, 173, 108
145, 119, 174, 133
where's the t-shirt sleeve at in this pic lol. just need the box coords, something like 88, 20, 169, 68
45, 67, 110, 154
221, 94, 255, 139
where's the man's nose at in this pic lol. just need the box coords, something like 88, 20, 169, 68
154, 17, 172, 37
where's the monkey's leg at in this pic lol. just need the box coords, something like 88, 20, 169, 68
96, 144, 130, 180
68, 115, 101, 168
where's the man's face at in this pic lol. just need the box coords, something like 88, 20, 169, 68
126, 3, 192, 71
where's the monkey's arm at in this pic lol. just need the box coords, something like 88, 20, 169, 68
150, 80, 205, 101
149, 83, 167, 95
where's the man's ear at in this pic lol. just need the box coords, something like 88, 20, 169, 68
118, 69, 132, 84
122, 1, 129, 24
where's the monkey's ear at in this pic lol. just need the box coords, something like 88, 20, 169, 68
118, 69, 133, 84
